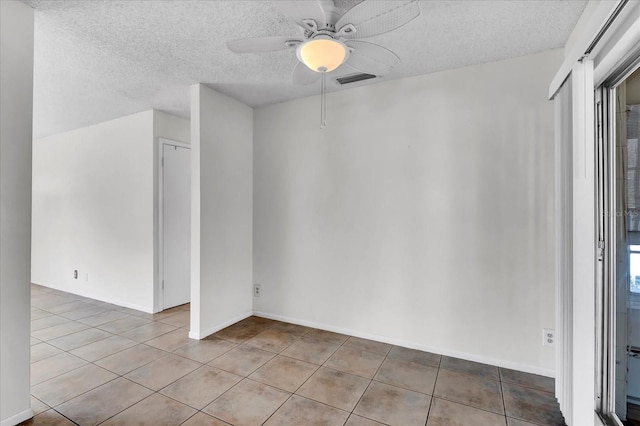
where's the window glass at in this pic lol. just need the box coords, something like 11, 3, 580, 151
630, 245, 640, 293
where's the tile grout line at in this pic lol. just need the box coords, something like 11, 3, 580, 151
90, 321, 249, 422
63, 341, 203, 424
226, 322, 349, 425
431, 394, 511, 418
94, 386, 164, 425
51, 407, 80, 425
32, 310, 198, 420
499, 368, 509, 424
205, 317, 292, 425
89, 334, 214, 423
253, 322, 318, 425
344, 342, 394, 425
30, 360, 89, 389
426, 363, 443, 425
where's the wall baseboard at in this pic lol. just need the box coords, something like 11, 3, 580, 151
189, 310, 253, 340
32, 282, 154, 313
31, 281, 555, 377
252, 310, 556, 378
1, 408, 33, 426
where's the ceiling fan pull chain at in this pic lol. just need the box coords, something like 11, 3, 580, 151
321, 70, 327, 129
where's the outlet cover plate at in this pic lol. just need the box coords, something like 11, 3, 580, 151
543, 328, 555, 347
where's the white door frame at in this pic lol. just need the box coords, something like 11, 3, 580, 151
157, 137, 190, 312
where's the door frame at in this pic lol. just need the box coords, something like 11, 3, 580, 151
596, 57, 640, 425
595, 81, 619, 425
157, 137, 190, 312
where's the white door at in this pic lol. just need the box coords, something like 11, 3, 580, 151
162, 143, 191, 309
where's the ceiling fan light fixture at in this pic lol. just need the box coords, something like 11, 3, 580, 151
296, 37, 348, 73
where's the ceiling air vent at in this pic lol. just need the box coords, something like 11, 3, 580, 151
336, 73, 377, 85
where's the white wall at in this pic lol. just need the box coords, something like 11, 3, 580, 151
32, 110, 189, 313
32, 111, 156, 311
253, 49, 563, 375
0, 1, 34, 424
153, 110, 190, 143
190, 84, 253, 339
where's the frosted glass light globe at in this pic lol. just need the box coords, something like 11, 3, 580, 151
296, 37, 348, 72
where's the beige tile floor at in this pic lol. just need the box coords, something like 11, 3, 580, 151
24, 284, 566, 426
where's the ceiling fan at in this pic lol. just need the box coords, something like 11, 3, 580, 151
227, 0, 421, 126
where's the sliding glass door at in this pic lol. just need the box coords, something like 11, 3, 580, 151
597, 63, 640, 426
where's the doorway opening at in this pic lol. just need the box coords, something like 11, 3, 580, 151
158, 138, 191, 311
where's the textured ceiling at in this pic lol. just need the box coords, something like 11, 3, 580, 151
22, 0, 587, 138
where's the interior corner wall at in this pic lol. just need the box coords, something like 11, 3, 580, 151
153, 110, 191, 144
0, 1, 34, 424
31, 111, 156, 312
253, 49, 563, 376
190, 84, 253, 339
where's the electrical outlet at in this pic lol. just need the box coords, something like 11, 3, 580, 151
254, 284, 261, 298
543, 328, 555, 347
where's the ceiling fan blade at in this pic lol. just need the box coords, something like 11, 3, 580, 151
227, 36, 301, 53
292, 62, 322, 86
272, 0, 333, 30
336, 0, 420, 40
345, 41, 400, 76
